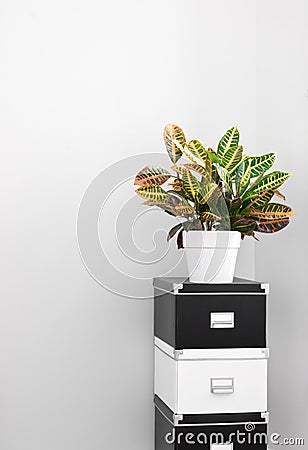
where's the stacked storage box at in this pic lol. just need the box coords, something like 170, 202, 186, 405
154, 277, 269, 450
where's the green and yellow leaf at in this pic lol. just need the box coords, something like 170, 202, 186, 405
174, 204, 195, 215
217, 126, 240, 159
169, 178, 185, 193
163, 124, 186, 163
184, 163, 209, 178
134, 165, 171, 186
171, 163, 208, 179
200, 211, 221, 221
182, 169, 200, 199
246, 171, 265, 192
186, 140, 208, 163
171, 165, 186, 175
171, 141, 200, 165
135, 185, 170, 203
236, 159, 251, 196
249, 153, 276, 178
246, 203, 295, 219
242, 189, 275, 210
243, 171, 290, 203
221, 145, 243, 172
169, 187, 194, 203
204, 153, 219, 183
143, 190, 194, 218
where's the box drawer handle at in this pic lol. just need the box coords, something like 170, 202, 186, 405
210, 378, 234, 394
210, 312, 234, 329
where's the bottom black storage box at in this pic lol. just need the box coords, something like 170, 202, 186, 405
155, 396, 268, 450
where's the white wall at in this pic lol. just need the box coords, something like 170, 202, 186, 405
256, 0, 308, 444
0, 1, 258, 449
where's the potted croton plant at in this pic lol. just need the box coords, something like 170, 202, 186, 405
134, 124, 294, 283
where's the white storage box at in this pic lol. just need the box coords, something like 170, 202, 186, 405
154, 338, 268, 415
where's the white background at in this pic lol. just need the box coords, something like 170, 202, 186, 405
0, 0, 306, 449
257, 0, 308, 444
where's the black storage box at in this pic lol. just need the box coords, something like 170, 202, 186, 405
154, 277, 268, 350
155, 395, 268, 450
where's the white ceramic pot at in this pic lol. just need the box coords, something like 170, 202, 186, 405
183, 231, 241, 283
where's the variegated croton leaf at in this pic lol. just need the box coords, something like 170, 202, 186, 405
182, 169, 200, 200
243, 171, 290, 205
135, 185, 170, 203
242, 189, 275, 210
217, 126, 240, 160
185, 140, 208, 163
142, 189, 196, 221
172, 163, 209, 179
249, 153, 276, 178
163, 124, 186, 163
204, 149, 220, 183
235, 159, 251, 196
245, 203, 295, 220
169, 177, 184, 192
255, 218, 290, 233
134, 165, 171, 186
200, 211, 222, 222
221, 145, 243, 173
243, 203, 294, 234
